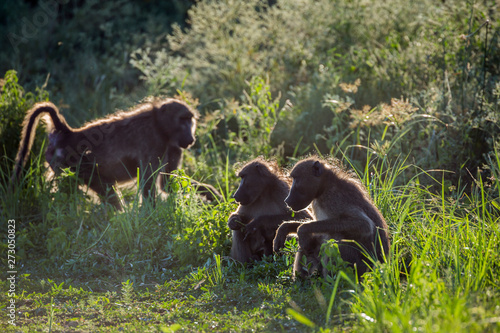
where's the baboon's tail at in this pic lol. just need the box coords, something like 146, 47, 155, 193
12, 102, 69, 181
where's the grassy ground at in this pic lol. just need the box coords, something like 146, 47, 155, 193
1, 0, 499, 332
1, 150, 499, 332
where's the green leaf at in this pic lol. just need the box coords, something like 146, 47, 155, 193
286, 308, 316, 328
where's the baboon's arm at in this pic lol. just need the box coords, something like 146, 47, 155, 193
244, 214, 290, 234
273, 221, 303, 252
228, 213, 251, 230
166, 146, 183, 172
297, 211, 375, 246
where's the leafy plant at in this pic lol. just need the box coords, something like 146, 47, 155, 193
224, 76, 284, 159
0, 70, 49, 177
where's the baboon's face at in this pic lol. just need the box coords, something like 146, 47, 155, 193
158, 101, 197, 148
285, 160, 324, 211
233, 162, 269, 206
176, 112, 196, 149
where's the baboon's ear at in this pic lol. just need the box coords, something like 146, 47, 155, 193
313, 161, 323, 177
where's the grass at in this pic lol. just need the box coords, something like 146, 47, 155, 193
1, 146, 499, 332
0, 0, 499, 331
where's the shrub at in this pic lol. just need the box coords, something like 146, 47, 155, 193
0, 70, 49, 176
132, 0, 499, 176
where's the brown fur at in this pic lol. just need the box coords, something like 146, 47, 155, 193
274, 157, 390, 278
228, 158, 311, 263
12, 99, 221, 209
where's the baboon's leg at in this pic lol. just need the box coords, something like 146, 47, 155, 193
159, 146, 182, 191
140, 160, 163, 203
230, 229, 254, 263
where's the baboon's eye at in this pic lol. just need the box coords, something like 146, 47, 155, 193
292, 178, 302, 189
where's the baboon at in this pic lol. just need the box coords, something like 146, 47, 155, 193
12, 99, 221, 209
228, 158, 311, 263
274, 157, 390, 278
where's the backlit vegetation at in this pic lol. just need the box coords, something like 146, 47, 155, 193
0, 0, 499, 331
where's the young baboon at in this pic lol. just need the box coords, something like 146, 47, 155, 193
228, 158, 311, 263
274, 157, 390, 278
12, 99, 221, 209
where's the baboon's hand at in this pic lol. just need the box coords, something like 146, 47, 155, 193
228, 214, 245, 230
273, 221, 302, 252
273, 231, 287, 253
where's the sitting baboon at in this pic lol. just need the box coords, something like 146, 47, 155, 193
228, 158, 311, 263
12, 99, 221, 209
274, 157, 390, 278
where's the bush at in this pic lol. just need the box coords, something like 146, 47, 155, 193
0, 70, 49, 175
0, 0, 192, 122
132, 0, 499, 176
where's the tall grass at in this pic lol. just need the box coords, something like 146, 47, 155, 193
336, 148, 500, 332
3, 135, 499, 331
278, 145, 500, 331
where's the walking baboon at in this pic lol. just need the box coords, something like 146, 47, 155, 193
274, 157, 390, 278
12, 99, 222, 209
228, 158, 311, 263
